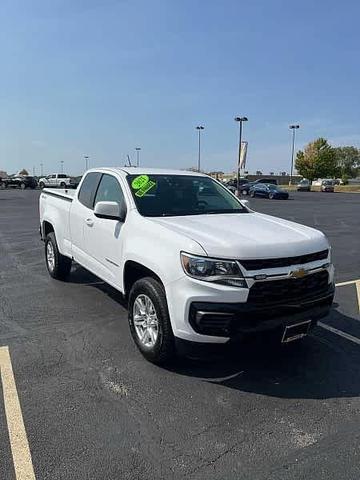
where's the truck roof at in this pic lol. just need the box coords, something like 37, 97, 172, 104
97, 167, 208, 177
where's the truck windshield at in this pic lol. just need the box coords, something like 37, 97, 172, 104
127, 174, 248, 217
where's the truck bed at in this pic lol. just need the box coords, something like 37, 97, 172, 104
42, 188, 76, 201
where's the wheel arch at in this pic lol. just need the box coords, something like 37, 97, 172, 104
123, 260, 164, 298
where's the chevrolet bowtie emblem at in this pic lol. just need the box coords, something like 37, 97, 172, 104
290, 268, 308, 279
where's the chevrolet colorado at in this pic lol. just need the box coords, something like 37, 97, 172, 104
39, 168, 334, 364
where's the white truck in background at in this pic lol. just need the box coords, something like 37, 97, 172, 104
39, 167, 335, 364
39, 173, 76, 189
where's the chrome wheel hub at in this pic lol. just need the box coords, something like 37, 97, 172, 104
133, 294, 159, 347
46, 242, 55, 271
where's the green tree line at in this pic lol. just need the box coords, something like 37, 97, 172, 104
295, 138, 360, 182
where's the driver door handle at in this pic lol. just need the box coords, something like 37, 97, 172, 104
85, 218, 94, 227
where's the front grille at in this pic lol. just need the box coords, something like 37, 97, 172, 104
239, 249, 328, 271
247, 270, 329, 305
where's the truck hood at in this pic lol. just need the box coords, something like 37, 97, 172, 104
151, 212, 329, 259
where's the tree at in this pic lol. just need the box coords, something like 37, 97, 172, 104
18, 169, 29, 175
255, 170, 263, 175
334, 146, 360, 178
295, 138, 337, 181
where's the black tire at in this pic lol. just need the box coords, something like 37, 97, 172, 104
0, 182, 6, 189
20, 182, 26, 190
45, 232, 72, 280
39, 182, 45, 189
60, 182, 66, 188
242, 189, 248, 196
128, 277, 175, 365
250, 190, 255, 198
269, 193, 274, 199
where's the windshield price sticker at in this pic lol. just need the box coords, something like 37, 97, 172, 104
131, 175, 156, 197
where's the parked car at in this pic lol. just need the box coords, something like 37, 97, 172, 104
225, 178, 249, 193
250, 183, 289, 199
241, 178, 278, 195
297, 179, 311, 192
321, 180, 335, 192
0, 175, 37, 189
40, 167, 334, 364
38, 173, 76, 189
71, 175, 83, 188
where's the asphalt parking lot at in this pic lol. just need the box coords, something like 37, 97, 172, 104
0, 189, 359, 480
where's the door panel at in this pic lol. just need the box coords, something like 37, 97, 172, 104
69, 172, 102, 268
84, 174, 126, 287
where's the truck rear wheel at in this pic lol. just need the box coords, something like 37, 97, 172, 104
45, 232, 72, 280
128, 277, 175, 364
39, 182, 45, 189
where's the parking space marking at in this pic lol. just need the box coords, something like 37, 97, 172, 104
335, 279, 359, 287
0, 346, 36, 480
356, 281, 360, 313
317, 279, 360, 345
335, 279, 360, 313
318, 322, 360, 346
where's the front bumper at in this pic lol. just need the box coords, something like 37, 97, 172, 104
165, 264, 335, 344
189, 287, 334, 338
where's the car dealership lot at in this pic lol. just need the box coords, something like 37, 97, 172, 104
0, 189, 359, 479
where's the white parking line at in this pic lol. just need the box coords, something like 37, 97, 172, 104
317, 279, 360, 345
318, 322, 360, 346
335, 279, 360, 313
0, 346, 36, 480
356, 281, 360, 313
335, 279, 358, 287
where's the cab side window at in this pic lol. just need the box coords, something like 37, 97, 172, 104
78, 172, 102, 209
94, 174, 125, 206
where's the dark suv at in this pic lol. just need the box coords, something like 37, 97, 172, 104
0, 175, 38, 190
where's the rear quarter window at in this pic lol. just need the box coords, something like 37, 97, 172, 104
78, 172, 102, 209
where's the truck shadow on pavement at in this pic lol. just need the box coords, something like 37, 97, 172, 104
167, 315, 360, 400
68, 265, 360, 401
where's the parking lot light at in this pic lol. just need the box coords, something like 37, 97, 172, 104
196, 126, 205, 172
135, 148, 141, 167
289, 125, 300, 185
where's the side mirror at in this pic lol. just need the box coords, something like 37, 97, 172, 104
94, 201, 126, 221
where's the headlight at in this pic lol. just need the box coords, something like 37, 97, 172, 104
181, 252, 247, 288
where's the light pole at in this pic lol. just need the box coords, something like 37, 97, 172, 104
289, 125, 300, 185
84, 155, 89, 171
234, 116, 248, 196
60, 160, 64, 173
40, 163, 43, 176
196, 126, 204, 172
135, 148, 141, 167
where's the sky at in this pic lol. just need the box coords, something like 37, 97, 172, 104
1, 0, 360, 176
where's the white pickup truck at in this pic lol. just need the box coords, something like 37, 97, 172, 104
39, 173, 76, 189
39, 167, 334, 364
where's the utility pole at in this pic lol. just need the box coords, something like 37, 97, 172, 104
84, 155, 89, 171
40, 163, 43, 176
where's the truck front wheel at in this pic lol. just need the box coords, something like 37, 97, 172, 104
45, 232, 72, 280
128, 277, 175, 364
